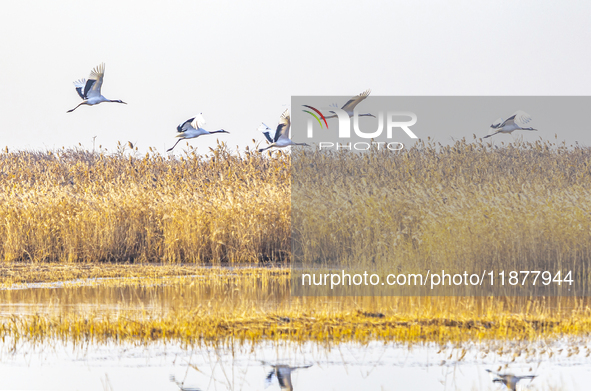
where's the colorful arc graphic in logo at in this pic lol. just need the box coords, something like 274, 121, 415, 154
302, 105, 329, 129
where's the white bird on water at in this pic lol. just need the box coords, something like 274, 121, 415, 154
169, 375, 201, 391
485, 369, 536, 391
484, 110, 537, 138
258, 109, 309, 152
264, 363, 312, 391
167, 113, 229, 152
323, 89, 375, 119
67, 63, 126, 112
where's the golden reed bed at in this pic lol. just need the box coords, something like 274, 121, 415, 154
292, 138, 591, 274
0, 143, 289, 263
1, 138, 589, 271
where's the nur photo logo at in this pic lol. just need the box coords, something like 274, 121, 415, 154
302, 105, 329, 129
296, 91, 419, 151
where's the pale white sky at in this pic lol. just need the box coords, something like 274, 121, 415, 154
1, 0, 590, 154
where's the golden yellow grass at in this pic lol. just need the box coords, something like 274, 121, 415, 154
0, 143, 289, 263
292, 138, 591, 275
1, 138, 590, 269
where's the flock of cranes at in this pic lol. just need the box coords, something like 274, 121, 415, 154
64, 63, 542, 391
66, 63, 307, 153
68, 63, 541, 391
67, 63, 537, 153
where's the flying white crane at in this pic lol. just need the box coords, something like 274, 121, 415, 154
258, 109, 309, 152
323, 89, 375, 119
167, 113, 229, 152
264, 363, 312, 391
486, 370, 536, 391
67, 63, 126, 112
484, 110, 537, 138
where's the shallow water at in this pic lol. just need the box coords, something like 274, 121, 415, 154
0, 339, 590, 390
1, 277, 591, 390
0, 275, 290, 315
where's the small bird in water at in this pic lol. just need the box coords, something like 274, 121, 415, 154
169, 374, 201, 391
67, 63, 126, 112
263, 363, 312, 391
167, 113, 229, 152
486, 369, 537, 390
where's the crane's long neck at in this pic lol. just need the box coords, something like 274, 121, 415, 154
325, 112, 375, 119
209, 129, 227, 134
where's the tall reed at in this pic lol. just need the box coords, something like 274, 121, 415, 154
1, 138, 590, 271
292, 138, 591, 279
0, 143, 289, 263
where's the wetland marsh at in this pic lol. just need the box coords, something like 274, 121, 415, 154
1, 142, 591, 389
1, 266, 591, 390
